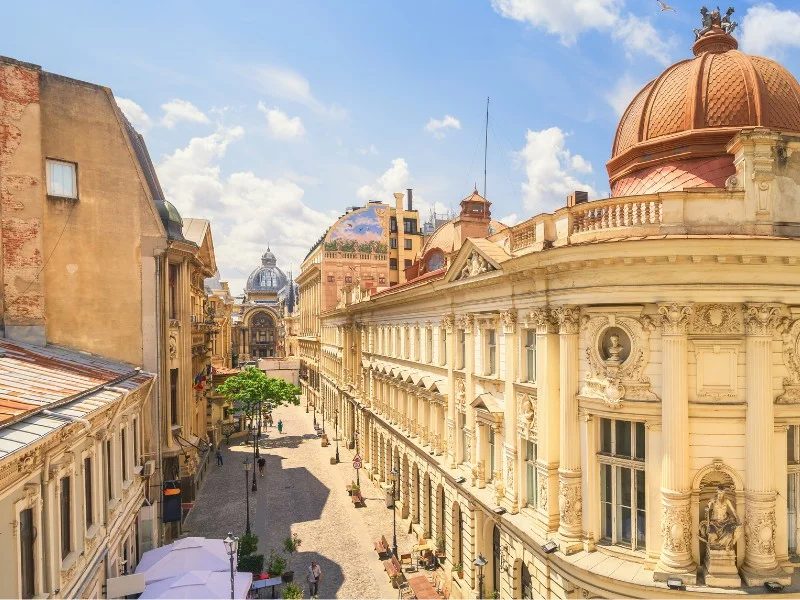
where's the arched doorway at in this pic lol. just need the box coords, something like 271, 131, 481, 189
452, 502, 463, 568
378, 434, 385, 481
435, 483, 445, 557
492, 524, 501, 596
412, 464, 420, 523
423, 473, 432, 538
402, 455, 410, 519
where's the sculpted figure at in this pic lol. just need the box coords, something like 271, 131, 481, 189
700, 486, 742, 551
721, 6, 737, 34
606, 332, 623, 363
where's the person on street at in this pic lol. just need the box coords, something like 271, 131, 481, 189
307, 561, 322, 597
257, 456, 266, 477
215, 449, 223, 466
278, 419, 283, 434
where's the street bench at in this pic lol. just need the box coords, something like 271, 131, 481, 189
383, 555, 403, 582
351, 492, 362, 506
373, 535, 390, 556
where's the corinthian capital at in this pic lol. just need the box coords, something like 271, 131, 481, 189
528, 307, 556, 334
457, 313, 474, 331
441, 314, 454, 331
500, 310, 517, 334
553, 306, 581, 335
658, 303, 693, 335
743, 303, 785, 336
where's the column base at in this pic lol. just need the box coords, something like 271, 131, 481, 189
558, 536, 583, 555
704, 549, 741, 588
653, 563, 697, 585
740, 565, 792, 587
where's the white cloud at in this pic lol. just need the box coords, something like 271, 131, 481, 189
499, 213, 519, 226
515, 127, 596, 213
157, 127, 335, 295
257, 102, 306, 140
491, 0, 671, 63
741, 3, 800, 58
604, 73, 646, 117
116, 97, 152, 132
357, 158, 410, 202
425, 115, 462, 139
161, 99, 211, 128
247, 65, 346, 118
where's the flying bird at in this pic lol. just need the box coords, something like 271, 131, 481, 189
657, 0, 676, 11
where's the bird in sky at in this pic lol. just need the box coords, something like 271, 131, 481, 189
657, 0, 676, 11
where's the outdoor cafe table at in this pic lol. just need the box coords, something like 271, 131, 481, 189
407, 574, 439, 599
250, 575, 282, 599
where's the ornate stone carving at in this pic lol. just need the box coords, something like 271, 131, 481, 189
455, 378, 466, 409
517, 392, 537, 439
778, 317, 800, 403
659, 303, 693, 335
528, 307, 555, 334
454, 251, 496, 280
692, 304, 742, 335
441, 314, 454, 331
743, 303, 784, 336
457, 314, 474, 331
553, 306, 580, 335
500, 310, 517, 334
744, 504, 776, 558
699, 487, 742, 551
169, 333, 178, 359
538, 471, 548, 510
661, 503, 692, 554
558, 479, 582, 528
581, 314, 658, 405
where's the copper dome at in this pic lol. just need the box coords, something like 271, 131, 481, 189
607, 20, 800, 197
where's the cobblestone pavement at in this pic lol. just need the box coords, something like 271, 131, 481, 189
185, 401, 417, 599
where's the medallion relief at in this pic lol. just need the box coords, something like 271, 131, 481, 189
691, 304, 742, 335
778, 316, 800, 404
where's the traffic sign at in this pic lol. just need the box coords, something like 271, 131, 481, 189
353, 455, 362, 470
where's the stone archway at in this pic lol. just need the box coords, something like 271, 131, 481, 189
402, 454, 410, 519
452, 501, 464, 569
423, 473, 432, 538
435, 483, 446, 556
691, 460, 745, 568
412, 463, 420, 523
378, 433, 385, 481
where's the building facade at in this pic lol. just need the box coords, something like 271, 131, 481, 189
311, 19, 800, 598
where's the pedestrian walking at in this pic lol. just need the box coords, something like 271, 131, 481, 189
257, 456, 266, 477
278, 419, 283, 434
215, 449, 223, 466
307, 561, 322, 597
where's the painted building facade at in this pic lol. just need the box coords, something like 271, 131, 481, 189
310, 19, 800, 598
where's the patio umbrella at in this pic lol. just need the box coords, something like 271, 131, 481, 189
139, 570, 253, 599
135, 537, 231, 583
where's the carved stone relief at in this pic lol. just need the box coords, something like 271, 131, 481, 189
778, 317, 800, 403
454, 251, 496, 281
580, 314, 658, 406
691, 304, 742, 335
516, 391, 537, 440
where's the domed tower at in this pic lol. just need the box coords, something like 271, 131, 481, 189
607, 7, 800, 197
245, 247, 289, 299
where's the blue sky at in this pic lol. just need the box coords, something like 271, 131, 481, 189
5, 1, 800, 294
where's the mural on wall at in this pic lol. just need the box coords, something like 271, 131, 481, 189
324, 205, 388, 254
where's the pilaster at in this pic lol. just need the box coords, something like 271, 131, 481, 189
501, 310, 519, 512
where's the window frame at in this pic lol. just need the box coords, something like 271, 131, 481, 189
524, 329, 537, 383
84, 456, 94, 529
485, 328, 497, 376
46, 159, 78, 199
525, 440, 538, 509
404, 238, 413, 250
457, 329, 466, 370
789, 424, 800, 555
60, 475, 72, 560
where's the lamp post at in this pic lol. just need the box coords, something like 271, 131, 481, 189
355, 427, 360, 487
255, 399, 262, 458
390, 467, 399, 558
335, 407, 340, 463
251, 425, 258, 492
473, 554, 488, 600
243, 459, 252, 534
322, 400, 325, 434
223, 533, 239, 600
313, 397, 317, 428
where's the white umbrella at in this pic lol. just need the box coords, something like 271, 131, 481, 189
136, 537, 231, 583
139, 570, 253, 599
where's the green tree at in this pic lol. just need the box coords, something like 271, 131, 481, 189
215, 367, 300, 427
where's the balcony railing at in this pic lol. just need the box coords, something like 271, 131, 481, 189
572, 197, 662, 233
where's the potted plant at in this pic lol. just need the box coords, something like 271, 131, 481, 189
435, 535, 445, 558
237, 553, 265, 575
282, 583, 304, 599
281, 533, 302, 582
266, 550, 286, 579
454, 563, 464, 579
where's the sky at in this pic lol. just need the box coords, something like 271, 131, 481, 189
5, 1, 800, 295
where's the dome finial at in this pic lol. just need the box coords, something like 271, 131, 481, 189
693, 6, 738, 55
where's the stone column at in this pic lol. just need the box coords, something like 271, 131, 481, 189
530, 307, 560, 532
461, 314, 476, 465
554, 306, 582, 554
443, 315, 456, 468
655, 303, 696, 584
742, 304, 791, 586
501, 310, 519, 512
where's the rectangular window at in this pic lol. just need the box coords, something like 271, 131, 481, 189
60, 476, 71, 560
458, 329, 466, 369
390, 217, 398, 233
20, 508, 35, 599
403, 218, 417, 234
414, 328, 420, 361
404, 238, 412, 250
489, 428, 496, 478
121, 428, 128, 482
486, 329, 497, 375
598, 418, 646, 551
789, 424, 800, 555
168, 264, 179, 320
460, 413, 468, 464
105, 440, 113, 501
439, 328, 447, 366
46, 159, 77, 199
378, 276, 386, 284
426, 329, 433, 363
389, 259, 398, 270
84, 457, 93, 527
344, 276, 352, 283
170, 368, 179, 426
390, 237, 398, 249
404, 259, 412, 269
327, 275, 335, 282
525, 330, 536, 382
525, 441, 538, 508
133, 418, 139, 466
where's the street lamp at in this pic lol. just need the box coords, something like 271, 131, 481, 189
335, 408, 340, 463
223, 532, 239, 600
255, 399, 262, 459
251, 425, 258, 492
313, 398, 317, 428
243, 459, 252, 534
473, 554, 488, 600
322, 400, 325, 434
355, 427, 360, 487
390, 467, 399, 558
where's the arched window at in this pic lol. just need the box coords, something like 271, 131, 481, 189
521, 562, 533, 599
493, 524, 501, 594
457, 506, 463, 567
427, 250, 445, 272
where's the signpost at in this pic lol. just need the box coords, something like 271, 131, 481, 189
353, 454, 362, 486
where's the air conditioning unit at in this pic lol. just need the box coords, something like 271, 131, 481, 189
137, 460, 155, 478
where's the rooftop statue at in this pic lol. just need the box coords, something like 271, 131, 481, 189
694, 6, 736, 39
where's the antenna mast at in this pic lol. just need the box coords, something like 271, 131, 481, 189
483, 96, 489, 199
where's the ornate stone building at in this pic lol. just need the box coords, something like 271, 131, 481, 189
310, 15, 800, 598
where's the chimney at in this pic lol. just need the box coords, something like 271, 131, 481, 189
567, 191, 589, 207
407, 188, 413, 212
